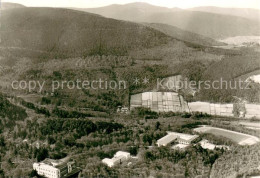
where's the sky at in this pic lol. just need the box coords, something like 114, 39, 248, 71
2, 0, 260, 9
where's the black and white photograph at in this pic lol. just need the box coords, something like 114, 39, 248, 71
0, 0, 260, 177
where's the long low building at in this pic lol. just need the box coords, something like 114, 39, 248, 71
102, 151, 130, 167
156, 132, 198, 147
156, 134, 178, 147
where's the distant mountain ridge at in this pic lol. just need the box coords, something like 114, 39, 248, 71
189, 6, 260, 21
72, 3, 181, 23
76, 2, 260, 39
73, 2, 181, 16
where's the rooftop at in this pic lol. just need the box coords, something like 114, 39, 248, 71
114, 151, 130, 158
157, 132, 198, 146
41, 157, 71, 167
199, 140, 216, 150
102, 151, 130, 167
167, 132, 198, 142
156, 134, 177, 146
172, 143, 189, 149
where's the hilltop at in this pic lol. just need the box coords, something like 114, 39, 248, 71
1, 2, 25, 10
0, 7, 172, 57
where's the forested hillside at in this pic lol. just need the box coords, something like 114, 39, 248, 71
145, 23, 224, 46
0, 94, 27, 122
196, 49, 260, 103
211, 144, 260, 177
1, 7, 171, 58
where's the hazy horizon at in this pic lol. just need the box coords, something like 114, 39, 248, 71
2, 0, 260, 9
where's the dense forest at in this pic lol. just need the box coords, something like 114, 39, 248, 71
1, 94, 259, 177
0, 94, 27, 121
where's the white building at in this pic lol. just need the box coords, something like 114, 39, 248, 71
172, 144, 189, 150
33, 162, 60, 178
176, 133, 199, 145
33, 158, 80, 178
117, 106, 129, 114
156, 132, 198, 147
199, 140, 216, 150
102, 151, 130, 167
156, 134, 178, 147
199, 139, 230, 150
